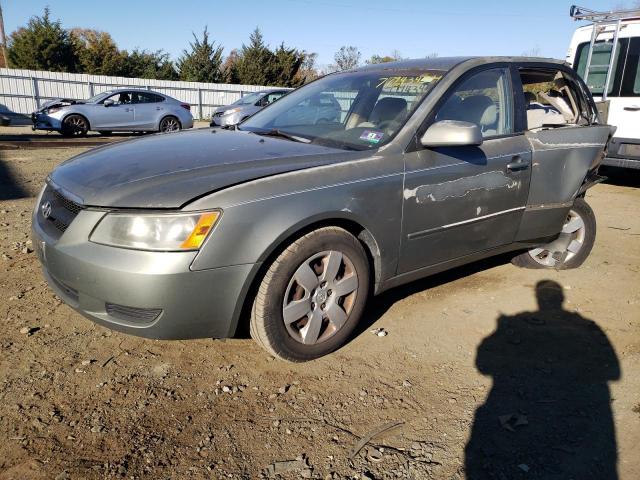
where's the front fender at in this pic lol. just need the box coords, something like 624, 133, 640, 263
186, 156, 404, 283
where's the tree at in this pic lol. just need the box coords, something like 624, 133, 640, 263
222, 48, 241, 83
234, 28, 274, 85
177, 27, 225, 83
271, 43, 305, 87
366, 50, 404, 65
295, 52, 320, 84
71, 28, 126, 76
121, 49, 178, 80
330, 46, 361, 72
7, 8, 78, 72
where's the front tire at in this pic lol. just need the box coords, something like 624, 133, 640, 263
61, 114, 89, 137
512, 197, 596, 269
159, 116, 181, 133
250, 227, 370, 362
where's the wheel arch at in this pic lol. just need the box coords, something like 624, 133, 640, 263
158, 114, 181, 131
61, 112, 91, 130
229, 214, 383, 338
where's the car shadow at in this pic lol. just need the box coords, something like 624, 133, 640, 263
0, 156, 28, 200
464, 280, 620, 479
601, 166, 640, 187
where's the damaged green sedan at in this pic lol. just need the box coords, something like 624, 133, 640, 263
32, 57, 613, 361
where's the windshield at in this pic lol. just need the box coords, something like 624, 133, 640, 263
233, 91, 265, 106
241, 69, 445, 150
86, 91, 113, 104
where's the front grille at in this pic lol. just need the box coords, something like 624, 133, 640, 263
105, 303, 162, 323
38, 185, 85, 237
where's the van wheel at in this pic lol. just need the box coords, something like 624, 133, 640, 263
250, 227, 370, 362
61, 114, 89, 137
512, 198, 596, 270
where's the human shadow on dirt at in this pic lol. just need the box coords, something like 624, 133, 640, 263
464, 280, 620, 479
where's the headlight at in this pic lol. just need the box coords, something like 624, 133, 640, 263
223, 107, 242, 116
47, 107, 62, 114
90, 211, 221, 251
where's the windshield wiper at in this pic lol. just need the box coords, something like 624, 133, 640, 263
252, 129, 311, 143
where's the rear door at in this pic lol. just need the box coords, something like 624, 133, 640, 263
399, 66, 532, 273
131, 92, 165, 130
608, 37, 640, 161
515, 65, 612, 241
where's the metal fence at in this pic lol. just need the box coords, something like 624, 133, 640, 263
0, 68, 278, 120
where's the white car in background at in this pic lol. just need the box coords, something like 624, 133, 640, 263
31, 88, 194, 136
568, 5, 640, 169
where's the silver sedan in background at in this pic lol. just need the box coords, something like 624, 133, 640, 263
31, 88, 194, 136
210, 88, 289, 127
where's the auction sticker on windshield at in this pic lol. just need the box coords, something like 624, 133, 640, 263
360, 130, 384, 144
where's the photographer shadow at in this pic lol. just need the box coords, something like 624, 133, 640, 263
465, 280, 620, 479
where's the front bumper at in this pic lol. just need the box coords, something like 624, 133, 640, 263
31, 112, 62, 131
32, 207, 255, 339
210, 111, 242, 127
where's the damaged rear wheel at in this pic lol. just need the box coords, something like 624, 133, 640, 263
512, 198, 596, 270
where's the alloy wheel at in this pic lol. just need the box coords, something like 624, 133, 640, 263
282, 250, 359, 345
528, 208, 586, 267
160, 117, 180, 132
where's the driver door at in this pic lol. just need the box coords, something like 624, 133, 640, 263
92, 92, 135, 129
399, 66, 532, 273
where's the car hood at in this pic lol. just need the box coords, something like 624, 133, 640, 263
36, 98, 83, 113
212, 104, 253, 115
49, 128, 357, 208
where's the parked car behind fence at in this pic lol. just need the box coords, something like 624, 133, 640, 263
31, 88, 194, 136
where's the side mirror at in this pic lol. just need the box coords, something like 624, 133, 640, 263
103, 99, 114, 107
420, 120, 483, 147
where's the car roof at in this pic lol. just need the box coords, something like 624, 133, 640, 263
353, 56, 567, 73
107, 88, 167, 96
255, 88, 290, 94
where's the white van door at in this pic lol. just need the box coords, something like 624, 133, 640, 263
609, 38, 640, 139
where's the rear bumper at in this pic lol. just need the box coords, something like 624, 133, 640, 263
32, 208, 254, 339
603, 137, 640, 169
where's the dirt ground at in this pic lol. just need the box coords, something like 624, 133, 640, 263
1, 130, 639, 480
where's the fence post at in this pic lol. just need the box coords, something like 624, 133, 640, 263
197, 87, 203, 120
31, 76, 40, 108
88, 81, 94, 97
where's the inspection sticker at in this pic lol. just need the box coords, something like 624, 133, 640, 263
360, 130, 384, 144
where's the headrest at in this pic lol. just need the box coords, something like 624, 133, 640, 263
370, 97, 408, 124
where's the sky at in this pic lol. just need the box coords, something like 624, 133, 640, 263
2, 0, 633, 69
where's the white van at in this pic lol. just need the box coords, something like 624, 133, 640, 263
567, 5, 640, 169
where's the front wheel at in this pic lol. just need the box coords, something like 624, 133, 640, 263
61, 114, 89, 137
512, 197, 596, 269
250, 227, 370, 362
159, 116, 181, 133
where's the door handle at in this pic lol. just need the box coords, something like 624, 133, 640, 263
623, 105, 640, 111
506, 156, 530, 172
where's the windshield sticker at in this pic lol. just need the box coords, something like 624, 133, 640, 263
360, 130, 384, 144
377, 73, 443, 93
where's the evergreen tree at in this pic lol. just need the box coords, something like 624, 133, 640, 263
177, 27, 224, 83
234, 28, 275, 86
271, 43, 304, 87
7, 8, 78, 72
